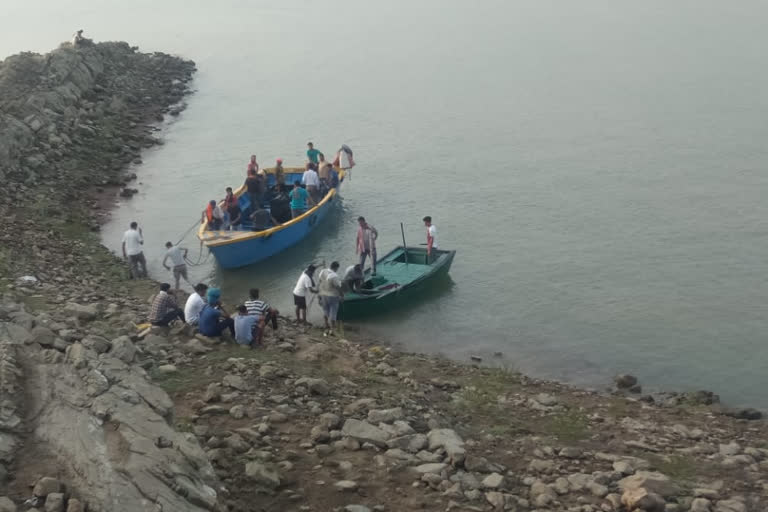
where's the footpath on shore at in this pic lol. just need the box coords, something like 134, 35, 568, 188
0, 40, 766, 512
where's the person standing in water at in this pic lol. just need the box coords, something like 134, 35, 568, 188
162, 241, 189, 290
122, 221, 147, 278
423, 216, 438, 262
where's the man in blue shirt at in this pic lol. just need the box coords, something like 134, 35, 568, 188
198, 288, 235, 338
306, 142, 322, 164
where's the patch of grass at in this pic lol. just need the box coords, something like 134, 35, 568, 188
649, 454, 698, 482
175, 416, 195, 433
536, 411, 591, 442
152, 366, 213, 395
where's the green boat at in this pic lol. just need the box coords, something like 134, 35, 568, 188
338, 246, 456, 319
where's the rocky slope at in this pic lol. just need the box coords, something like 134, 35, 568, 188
0, 39, 766, 512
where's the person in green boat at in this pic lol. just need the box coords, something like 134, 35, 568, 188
356, 216, 378, 275
306, 142, 322, 164
343, 264, 364, 292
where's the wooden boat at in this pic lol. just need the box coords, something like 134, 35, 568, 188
338, 246, 456, 319
197, 166, 345, 269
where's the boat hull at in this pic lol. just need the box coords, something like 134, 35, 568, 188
338, 247, 455, 320
198, 167, 344, 269
205, 193, 337, 269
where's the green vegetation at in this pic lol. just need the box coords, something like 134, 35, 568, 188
650, 454, 698, 482
536, 410, 590, 442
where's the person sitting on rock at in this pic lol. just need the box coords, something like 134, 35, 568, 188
72, 29, 85, 47
245, 288, 279, 342
234, 304, 264, 347
184, 283, 208, 326
198, 288, 235, 338
149, 283, 185, 326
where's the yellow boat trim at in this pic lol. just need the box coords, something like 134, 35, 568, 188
197, 166, 345, 248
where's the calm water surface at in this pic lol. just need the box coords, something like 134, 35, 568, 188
4, 1, 768, 406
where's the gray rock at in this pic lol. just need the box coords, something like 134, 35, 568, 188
81, 335, 111, 354
222, 374, 248, 391
85, 369, 110, 397
691, 498, 712, 512
33, 477, 61, 497
65, 498, 84, 512
622, 487, 665, 512
318, 413, 342, 430
618, 471, 680, 498
344, 506, 371, 512
614, 374, 638, 389
559, 446, 582, 458
294, 377, 329, 395
387, 434, 428, 454
481, 473, 505, 490
44, 493, 64, 512
344, 398, 377, 415
30, 326, 57, 347
64, 302, 98, 321
588, 481, 609, 498
485, 491, 505, 510
229, 405, 245, 419
0, 497, 16, 512
714, 500, 747, 512
718, 442, 741, 456
341, 419, 390, 447
245, 461, 281, 489
426, 428, 465, 464
109, 336, 136, 363
334, 480, 358, 491
367, 407, 403, 424
412, 463, 447, 474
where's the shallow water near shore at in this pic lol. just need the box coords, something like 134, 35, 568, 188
5, 0, 768, 407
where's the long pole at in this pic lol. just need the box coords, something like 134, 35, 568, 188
400, 222, 408, 264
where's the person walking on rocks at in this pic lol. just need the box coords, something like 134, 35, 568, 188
356, 216, 378, 275
162, 242, 190, 291
292, 265, 317, 324
122, 221, 147, 278
149, 283, 185, 326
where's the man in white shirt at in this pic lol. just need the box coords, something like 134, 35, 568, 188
292, 265, 317, 324
317, 261, 344, 335
184, 283, 208, 325
162, 241, 190, 290
121, 222, 147, 278
423, 216, 438, 263
301, 164, 321, 203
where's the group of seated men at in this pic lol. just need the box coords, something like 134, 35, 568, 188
203, 155, 340, 232
148, 282, 279, 347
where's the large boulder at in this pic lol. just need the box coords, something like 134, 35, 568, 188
618, 471, 680, 498
341, 419, 390, 447
621, 487, 665, 512
109, 336, 136, 363
427, 428, 465, 465
64, 303, 98, 321
81, 335, 112, 354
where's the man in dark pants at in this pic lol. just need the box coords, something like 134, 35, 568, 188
149, 283, 185, 326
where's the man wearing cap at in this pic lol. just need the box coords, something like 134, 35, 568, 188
198, 288, 235, 337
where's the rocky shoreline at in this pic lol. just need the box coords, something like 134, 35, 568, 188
0, 41, 766, 512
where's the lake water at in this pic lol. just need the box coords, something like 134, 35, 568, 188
4, 0, 768, 407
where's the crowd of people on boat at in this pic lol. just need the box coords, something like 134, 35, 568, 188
201, 142, 351, 232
